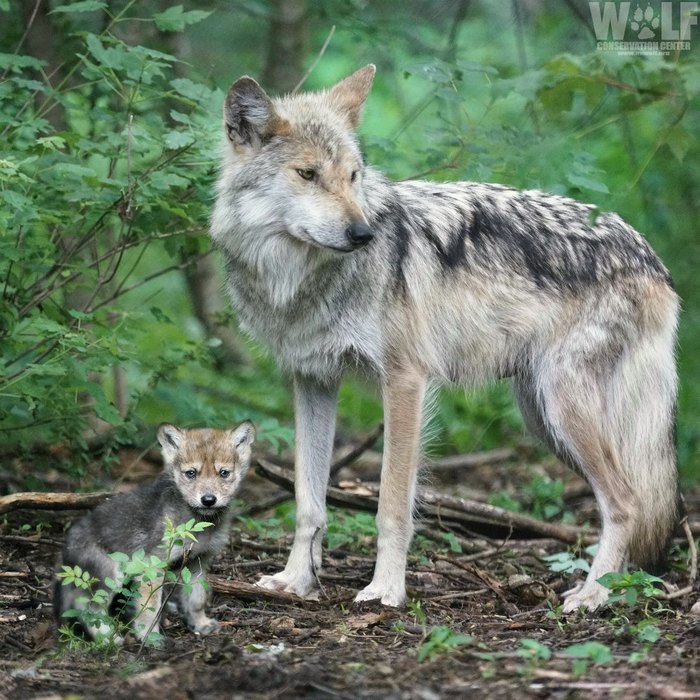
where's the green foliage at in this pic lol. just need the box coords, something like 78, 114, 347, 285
57, 516, 212, 650
561, 641, 613, 675
542, 551, 590, 575
517, 637, 552, 676
489, 473, 574, 522
598, 570, 665, 609
326, 509, 377, 551
417, 625, 474, 662
406, 599, 427, 627
0, 3, 222, 462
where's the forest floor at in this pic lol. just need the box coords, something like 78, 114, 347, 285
1, 445, 699, 700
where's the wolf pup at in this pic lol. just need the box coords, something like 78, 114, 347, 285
55, 421, 255, 642
211, 65, 679, 613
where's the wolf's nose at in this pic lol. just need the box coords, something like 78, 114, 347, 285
346, 221, 373, 248
201, 494, 217, 507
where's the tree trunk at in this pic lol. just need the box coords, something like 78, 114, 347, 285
262, 0, 309, 94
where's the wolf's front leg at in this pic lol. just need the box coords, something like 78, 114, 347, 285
355, 364, 427, 607
133, 577, 164, 644
257, 373, 339, 597
180, 558, 219, 635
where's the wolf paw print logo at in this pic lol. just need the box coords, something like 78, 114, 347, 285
631, 5, 660, 39
590, 1, 698, 55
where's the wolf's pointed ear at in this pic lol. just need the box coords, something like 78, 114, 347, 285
329, 64, 376, 128
230, 420, 255, 452
157, 424, 184, 464
224, 77, 287, 148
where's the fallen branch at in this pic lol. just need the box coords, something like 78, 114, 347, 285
329, 424, 384, 479
0, 490, 111, 515
256, 459, 596, 544
419, 488, 595, 545
429, 447, 516, 471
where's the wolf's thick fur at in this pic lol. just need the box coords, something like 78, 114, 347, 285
211, 65, 679, 612
55, 422, 254, 642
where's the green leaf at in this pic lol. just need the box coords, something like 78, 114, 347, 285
109, 552, 130, 563
665, 126, 692, 163
154, 6, 212, 32
170, 78, 214, 103
164, 129, 195, 150
637, 623, 661, 644
566, 172, 610, 194
562, 641, 612, 664
50, 1, 107, 14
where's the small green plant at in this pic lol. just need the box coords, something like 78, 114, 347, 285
517, 638, 552, 676
417, 625, 474, 662
526, 475, 568, 521
325, 509, 377, 551
561, 641, 613, 675
542, 544, 598, 575
57, 517, 212, 650
518, 637, 552, 663
488, 490, 523, 513
406, 599, 427, 627
440, 531, 463, 554
597, 570, 665, 610
487, 474, 574, 522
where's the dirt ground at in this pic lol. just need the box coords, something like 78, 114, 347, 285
1, 453, 699, 700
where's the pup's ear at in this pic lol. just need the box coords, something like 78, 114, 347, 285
329, 64, 376, 128
230, 420, 256, 452
157, 424, 184, 464
224, 77, 287, 148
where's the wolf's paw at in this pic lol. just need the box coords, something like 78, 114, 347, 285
561, 581, 609, 613
354, 581, 406, 608
193, 618, 220, 636
257, 570, 315, 598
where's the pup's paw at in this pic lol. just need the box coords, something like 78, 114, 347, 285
257, 570, 314, 598
193, 618, 220, 636
561, 581, 609, 613
354, 581, 406, 608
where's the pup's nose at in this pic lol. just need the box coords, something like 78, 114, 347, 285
201, 494, 217, 508
345, 221, 373, 248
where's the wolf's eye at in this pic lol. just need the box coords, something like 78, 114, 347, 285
296, 168, 316, 182
219, 468, 231, 479
183, 469, 197, 480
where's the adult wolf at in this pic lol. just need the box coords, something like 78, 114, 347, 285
211, 65, 679, 612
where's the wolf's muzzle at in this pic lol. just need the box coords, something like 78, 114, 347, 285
345, 221, 373, 248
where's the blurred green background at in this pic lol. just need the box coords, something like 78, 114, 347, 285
0, 1, 697, 486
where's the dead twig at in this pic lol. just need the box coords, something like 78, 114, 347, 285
659, 516, 698, 602
329, 424, 384, 479
428, 447, 515, 472
292, 25, 336, 93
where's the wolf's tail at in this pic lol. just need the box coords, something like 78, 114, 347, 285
609, 289, 681, 570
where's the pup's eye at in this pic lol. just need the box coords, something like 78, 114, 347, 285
183, 469, 197, 480
219, 468, 231, 479
350, 170, 359, 183
296, 168, 316, 182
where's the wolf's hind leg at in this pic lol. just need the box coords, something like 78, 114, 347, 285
531, 365, 637, 612
355, 364, 427, 607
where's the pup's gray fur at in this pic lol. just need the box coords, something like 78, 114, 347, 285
211, 65, 679, 612
55, 422, 254, 642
